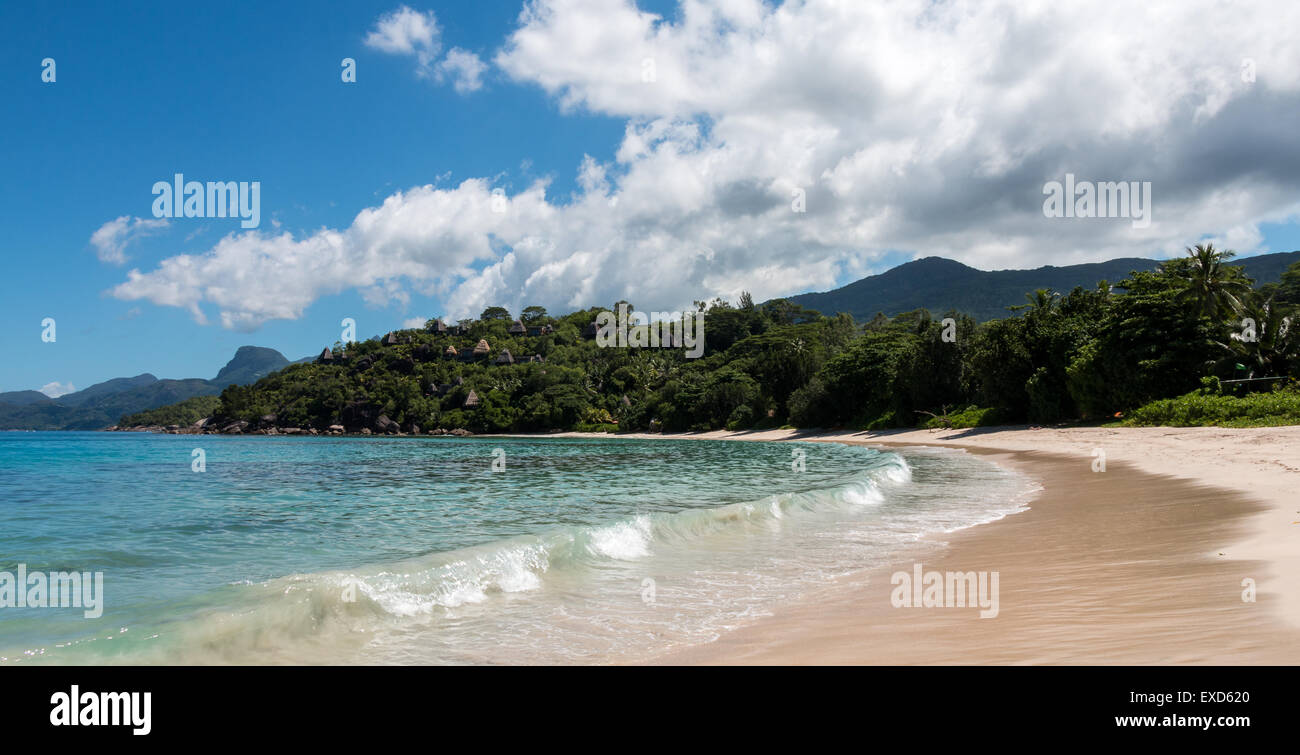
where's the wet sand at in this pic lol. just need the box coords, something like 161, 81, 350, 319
659, 448, 1298, 664
540, 425, 1300, 664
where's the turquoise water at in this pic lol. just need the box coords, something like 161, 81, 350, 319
0, 432, 1033, 664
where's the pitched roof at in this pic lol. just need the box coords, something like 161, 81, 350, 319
473, 338, 491, 355
495, 349, 514, 365
463, 389, 480, 408
509, 320, 526, 334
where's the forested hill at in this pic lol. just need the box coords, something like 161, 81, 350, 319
124, 246, 1300, 436
788, 251, 1300, 322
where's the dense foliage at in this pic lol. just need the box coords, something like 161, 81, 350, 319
1121, 378, 1300, 427
133, 248, 1300, 433
118, 395, 223, 427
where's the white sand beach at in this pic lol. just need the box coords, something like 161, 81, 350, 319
547, 425, 1300, 664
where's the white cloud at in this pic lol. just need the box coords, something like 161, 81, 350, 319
112, 0, 1300, 330
366, 7, 487, 92
436, 48, 487, 92
90, 216, 169, 265
40, 381, 76, 398
364, 5, 441, 74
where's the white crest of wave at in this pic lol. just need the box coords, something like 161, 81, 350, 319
353, 541, 552, 613
585, 515, 653, 560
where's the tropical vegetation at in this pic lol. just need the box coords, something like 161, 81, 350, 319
122, 247, 1300, 433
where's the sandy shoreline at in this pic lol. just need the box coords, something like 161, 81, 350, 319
538, 425, 1300, 664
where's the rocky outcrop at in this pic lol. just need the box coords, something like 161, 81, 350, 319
111, 415, 477, 437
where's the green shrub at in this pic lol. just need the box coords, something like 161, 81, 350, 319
1123, 384, 1300, 427
920, 405, 1003, 429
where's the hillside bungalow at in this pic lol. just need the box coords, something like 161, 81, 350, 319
495, 349, 515, 365
316, 347, 335, 364
473, 339, 491, 357
463, 390, 480, 409
384, 332, 400, 346
444, 345, 458, 358
509, 320, 527, 336
428, 319, 448, 334
526, 324, 554, 337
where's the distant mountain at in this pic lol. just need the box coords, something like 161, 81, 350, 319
0, 389, 54, 406
0, 347, 291, 431
787, 251, 1300, 322
55, 374, 158, 407
211, 346, 291, 387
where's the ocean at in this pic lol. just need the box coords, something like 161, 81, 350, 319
0, 432, 1035, 664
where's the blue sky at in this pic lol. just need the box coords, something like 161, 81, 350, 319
1, 1, 625, 391
2, 0, 1299, 395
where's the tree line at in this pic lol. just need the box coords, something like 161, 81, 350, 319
126, 245, 1300, 433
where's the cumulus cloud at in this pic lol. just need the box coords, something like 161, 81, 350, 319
436, 47, 488, 92
112, 0, 1300, 330
365, 6, 486, 92
90, 216, 169, 265
364, 5, 441, 74
40, 381, 76, 398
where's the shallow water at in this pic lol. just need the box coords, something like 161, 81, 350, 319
0, 432, 1034, 664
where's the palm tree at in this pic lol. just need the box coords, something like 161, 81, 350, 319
1009, 288, 1059, 315
1178, 243, 1252, 319
1214, 297, 1296, 379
